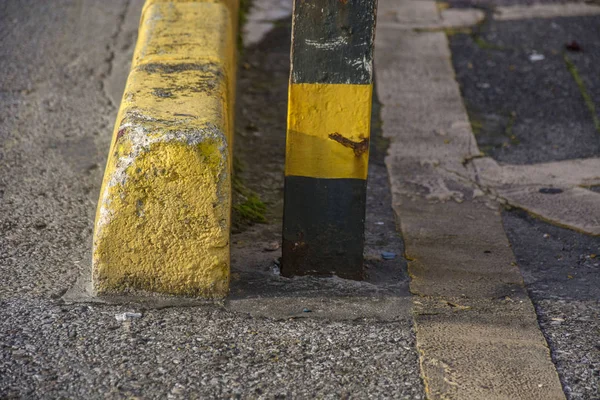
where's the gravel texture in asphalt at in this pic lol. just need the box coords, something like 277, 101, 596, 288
1, 297, 424, 398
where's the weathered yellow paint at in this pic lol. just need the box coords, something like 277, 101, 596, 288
136, 3, 230, 66
93, 0, 237, 298
94, 140, 230, 295
285, 83, 373, 180
136, 0, 238, 140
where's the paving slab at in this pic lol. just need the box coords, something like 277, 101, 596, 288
447, 7, 600, 399
375, 4, 565, 396
444, 0, 573, 9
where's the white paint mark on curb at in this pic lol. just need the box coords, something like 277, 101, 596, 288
96, 120, 228, 241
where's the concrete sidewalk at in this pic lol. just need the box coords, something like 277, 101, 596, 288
448, 5, 600, 399
377, 0, 599, 398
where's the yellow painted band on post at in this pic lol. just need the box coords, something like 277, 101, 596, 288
285, 83, 373, 180
92, 0, 237, 298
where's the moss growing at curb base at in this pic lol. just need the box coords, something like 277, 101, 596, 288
232, 156, 268, 229
234, 194, 267, 224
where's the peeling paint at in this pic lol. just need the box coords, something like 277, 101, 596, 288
285, 82, 372, 179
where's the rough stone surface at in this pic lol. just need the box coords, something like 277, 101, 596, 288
92, 0, 236, 297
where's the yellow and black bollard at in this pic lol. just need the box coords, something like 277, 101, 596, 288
282, 0, 378, 279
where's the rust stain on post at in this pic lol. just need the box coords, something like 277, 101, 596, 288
328, 132, 369, 156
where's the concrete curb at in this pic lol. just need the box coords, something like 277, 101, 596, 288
92, 0, 238, 298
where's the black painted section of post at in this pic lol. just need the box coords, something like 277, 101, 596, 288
282, 177, 367, 279
291, 0, 377, 84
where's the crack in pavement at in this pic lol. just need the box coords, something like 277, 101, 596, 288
101, 0, 132, 110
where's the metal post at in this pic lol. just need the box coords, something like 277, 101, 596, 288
282, 0, 378, 279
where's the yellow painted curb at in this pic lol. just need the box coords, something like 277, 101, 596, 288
92, 0, 238, 298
